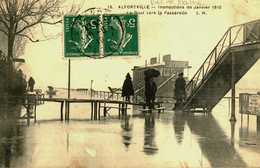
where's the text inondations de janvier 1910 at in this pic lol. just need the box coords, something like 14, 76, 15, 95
107, 0, 222, 16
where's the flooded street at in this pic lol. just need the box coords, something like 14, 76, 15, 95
1, 0, 260, 167
0, 98, 260, 168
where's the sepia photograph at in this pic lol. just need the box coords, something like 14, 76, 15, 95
0, 0, 260, 167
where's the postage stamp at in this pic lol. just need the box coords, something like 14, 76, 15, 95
103, 14, 139, 56
64, 13, 138, 58
64, 15, 100, 57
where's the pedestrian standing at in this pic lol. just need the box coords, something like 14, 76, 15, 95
122, 73, 134, 102
145, 76, 151, 108
150, 78, 157, 109
174, 72, 186, 109
28, 77, 35, 92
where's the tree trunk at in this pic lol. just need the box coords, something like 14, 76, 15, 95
8, 35, 15, 61
7, 28, 15, 94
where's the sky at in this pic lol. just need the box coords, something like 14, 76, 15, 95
20, 0, 260, 91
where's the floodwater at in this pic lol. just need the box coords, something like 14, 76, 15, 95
0, 94, 260, 168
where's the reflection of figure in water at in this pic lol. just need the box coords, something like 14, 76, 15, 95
174, 72, 186, 109
121, 115, 133, 149
257, 116, 260, 135
0, 106, 23, 168
122, 73, 134, 102
28, 76, 35, 92
145, 77, 157, 109
2, 140, 11, 168
173, 113, 186, 144
143, 113, 158, 155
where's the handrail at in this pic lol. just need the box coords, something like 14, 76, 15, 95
186, 28, 230, 88
185, 29, 231, 96
185, 19, 260, 101
133, 72, 177, 103
134, 80, 145, 94
134, 86, 144, 95
135, 72, 177, 94
229, 19, 260, 29
157, 73, 176, 90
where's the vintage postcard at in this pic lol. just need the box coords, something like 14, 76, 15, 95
0, 0, 260, 168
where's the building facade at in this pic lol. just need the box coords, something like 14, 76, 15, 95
132, 54, 189, 102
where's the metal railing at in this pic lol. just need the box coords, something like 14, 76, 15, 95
78, 89, 123, 100
133, 72, 177, 102
185, 19, 260, 100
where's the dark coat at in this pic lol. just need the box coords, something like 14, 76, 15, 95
122, 77, 134, 97
145, 78, 157, 101
151, 81, 157, 101
175, 77, 186, 99
145, 78, 152, 100
28, 77, 35, 87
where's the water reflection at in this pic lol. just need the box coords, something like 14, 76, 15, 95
172, 112, 186, 144
0, 99, 257, 168
186, 114, 247, 167
230, 121, 236, 147
0, 103, 24, 168
239, 114, 260, 155
239, 115, 260, 139
121, 115, 133, 149
143, 113, 158, 155
257, 116, 260, 135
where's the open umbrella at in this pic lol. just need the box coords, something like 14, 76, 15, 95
144, 68, 160, 78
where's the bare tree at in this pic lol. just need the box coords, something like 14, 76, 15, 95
0, 0, 85, 93
0, 0, 65, 60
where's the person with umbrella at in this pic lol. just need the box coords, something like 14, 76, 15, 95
144, 69, 160, 109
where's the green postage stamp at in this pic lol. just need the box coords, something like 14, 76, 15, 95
103, 14, 138, 56
64, 14, 138, 58
64, 15, 100, 57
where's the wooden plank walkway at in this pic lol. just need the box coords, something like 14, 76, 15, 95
39, 97, 164, 121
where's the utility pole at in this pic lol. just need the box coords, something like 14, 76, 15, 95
90, 80, 93, 99
68, 59, 71, 99
65, 59, 71, 121
230, 53, 236, 122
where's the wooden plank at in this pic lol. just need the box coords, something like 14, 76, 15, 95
41, 97, 163, 106
155, 107, 165, 109
118, 103, 121, 119
99, 106, 130, 109
155, 107, 166, 113
94, 102, 97, 120
60, 101, 64, 121
19, 116, 34, 119
91, 102, 93, 120
98, 102, 101, 120
140, 109, 152, 112
37, 97, 164, 121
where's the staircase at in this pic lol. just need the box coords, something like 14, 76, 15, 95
184, 19, 260, 112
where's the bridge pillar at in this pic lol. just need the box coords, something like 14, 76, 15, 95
230, 53, 237, 122
230, 119, 236, 146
